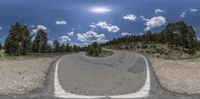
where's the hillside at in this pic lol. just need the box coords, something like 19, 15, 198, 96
103, 21, 200, 60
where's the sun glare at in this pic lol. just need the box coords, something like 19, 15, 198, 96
89, 7, 111, 14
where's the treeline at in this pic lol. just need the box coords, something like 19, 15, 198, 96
103, 21, 200, 54
86, 42, 102, 56
3, 22, 81, 56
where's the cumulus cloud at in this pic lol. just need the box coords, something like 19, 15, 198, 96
180, 8, 198, 18
32, 25, 47, 35
190, 8, 198, 13
67, 31, 74, 36
89, 24, 96, 28
180, 12, 186, 18
155, 9, 166, 14
77, 31, 108, 43
144, 16, 166, 31
140, 16, 149, 21
47, 40, 53, 46
121, 32, 132, 36
90, 21, 120, 32
0, 26, 2, 30
56, 20, 67, 25
123, 14, 137, 21
59, 35, 71, 44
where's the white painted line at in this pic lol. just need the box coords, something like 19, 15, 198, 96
54, 54, 150, 99
109, 55, 151, 98
54, 56, 106, 98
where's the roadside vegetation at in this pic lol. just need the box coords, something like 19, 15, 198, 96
0, 22, 81, 59
102, 21, 200, 59
86, 42, 114, 58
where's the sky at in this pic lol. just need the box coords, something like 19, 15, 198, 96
0, 0, 200, 45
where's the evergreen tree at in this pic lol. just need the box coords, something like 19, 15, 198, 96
53, 40, 60, 52
4, 22, 31, 55
60, 44, 65, 52
0, 43, 2, 50
87, 42, 102, 56
32, 29, 48, 53
46, 44, 53, 53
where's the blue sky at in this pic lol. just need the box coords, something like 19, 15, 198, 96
0, 0, 200, 45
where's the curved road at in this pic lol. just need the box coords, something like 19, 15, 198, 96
1, 50, 198, 99
54, 50, 150, 98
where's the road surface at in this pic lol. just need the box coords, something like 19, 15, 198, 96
1, 50, 199, 99
54, 50, 150, 98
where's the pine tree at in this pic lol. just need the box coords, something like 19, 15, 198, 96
0, 43, 2, 50
46, 44, 53, 53
32, 29, 48, 53
53, 40, 60, 52
4, 22, 31, 55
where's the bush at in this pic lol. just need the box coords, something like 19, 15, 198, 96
86, 42, 102, 57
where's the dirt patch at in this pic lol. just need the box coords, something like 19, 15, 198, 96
0, 57, 57, 94
150, 57, 200, 94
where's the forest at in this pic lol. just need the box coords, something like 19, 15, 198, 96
103, 21, 199, 55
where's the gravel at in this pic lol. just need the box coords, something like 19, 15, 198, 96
149, 57, 200, 95
0, 58, 56, 94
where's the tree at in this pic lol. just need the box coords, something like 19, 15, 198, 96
65, 44, 73, 52
32, 29, 48, 53
4, 22, 31, 55
46, 44, 53, 53
53, 40, 60, 52
0, 43, 2, 50
103, 21, 199, 55
87, 42, 102, 56
73, 45, 80, 52
60, 44, 65, 52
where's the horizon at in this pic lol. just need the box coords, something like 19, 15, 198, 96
0, 0, 200, 46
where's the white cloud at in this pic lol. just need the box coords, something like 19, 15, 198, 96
67, 31, 74, 36
77, 31, 108, 43
180, 9, 198, 18
197, 37, 200, 41
144, 16, 166, 31
48, 40, 53, 46
89, 24, 96, 28
123, 14, 137, 21
95, 21, 120, 32
180, 12, 186, 18
0, 27, 2, 30
121, 32, 132, 36
140, 16, 149, 21
190, 8, 198, 13
32, 25, 47, 35
59, 35, 71, 44
56, 20, 67, 25
155, 9, 166, 14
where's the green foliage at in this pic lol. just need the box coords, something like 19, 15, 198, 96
87, 42, 102, 57
0, 43, 2, 50
32, 29, 48, 53
4, 22, 31, 55
103, 21, 199, 55
46, 44, 53, 53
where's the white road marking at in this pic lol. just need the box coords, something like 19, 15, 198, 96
54, 56, 105, 98
54, 54, 151, 99
109, 55, 150, 98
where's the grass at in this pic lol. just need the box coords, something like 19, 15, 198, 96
0, 50, 71, 60
187, 51, 200, 60
86, 49, 114, 58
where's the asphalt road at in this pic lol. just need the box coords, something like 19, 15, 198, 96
55, 50, 149, 98
1, 50, 199, 99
